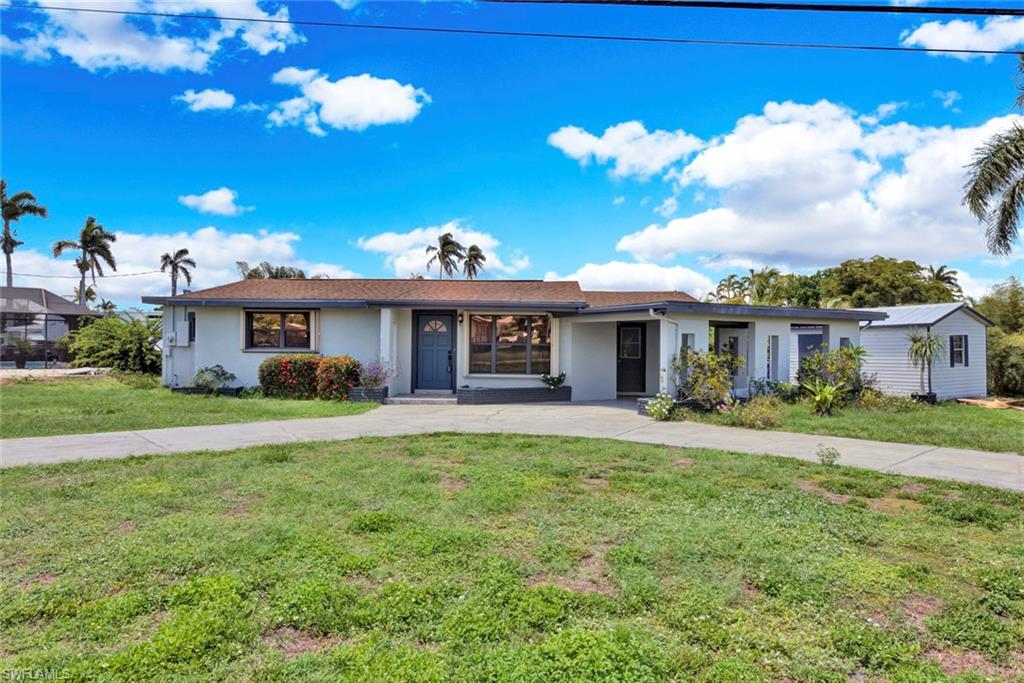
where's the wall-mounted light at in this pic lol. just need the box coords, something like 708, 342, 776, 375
458, 313, 464, 324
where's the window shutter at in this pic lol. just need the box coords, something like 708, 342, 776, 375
963, 335, 969, 367
949, 336, 955, 368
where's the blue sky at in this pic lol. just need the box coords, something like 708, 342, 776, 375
2, 0, 1022, 306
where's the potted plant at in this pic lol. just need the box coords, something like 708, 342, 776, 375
354, 360, 393, 402
906, 328, 944, 404
11, 337, 33, 369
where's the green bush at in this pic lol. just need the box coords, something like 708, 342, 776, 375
988, 328, 1024, 396
797, 346, 866, 403
257, 354, 321, 399
857, 388, 920, 413
802, 378, 845, 416
727, 396, 784, 430
645, 393, 676, 421
316, 354, 361, 400
191, 364, 236, 394
63, 316, 161, 374
673, 349, 743, 409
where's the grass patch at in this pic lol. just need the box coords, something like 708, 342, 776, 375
0, 377, 377, 439
2, 434, 1023, 680
689, 400, 1024, 454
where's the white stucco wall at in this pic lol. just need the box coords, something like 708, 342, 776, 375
565, 320, 617, 401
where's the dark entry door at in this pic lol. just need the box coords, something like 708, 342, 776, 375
416, 313, 454, 390
617, 323, 645, 393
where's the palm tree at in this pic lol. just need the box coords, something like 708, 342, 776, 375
963, 55, 1024, 256
235, 261, 306, 279
462, 244, 486, 279
1, 180, 48, 288
425, 232, 465, 279
96, 298, 117, 315
72, 281, 96, 305
160, 248, 196, 296
906, 328, 945, 396
926, 264, 963, 298
745, 266, 784, 306
52, 217, 117, 305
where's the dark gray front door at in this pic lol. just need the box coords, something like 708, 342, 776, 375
416, 314, 454, 390
617, 323, 645, 393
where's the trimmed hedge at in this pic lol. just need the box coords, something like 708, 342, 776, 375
316, 355, 361, 401
257, 354, 362, 400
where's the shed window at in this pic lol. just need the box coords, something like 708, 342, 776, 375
245, 312, 310, 349
469, 314, 550, 374
949, 334, 968, 367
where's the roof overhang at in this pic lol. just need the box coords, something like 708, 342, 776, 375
143, 297, 586, 311
858, 303, 995, 329
566, 301, 887, 321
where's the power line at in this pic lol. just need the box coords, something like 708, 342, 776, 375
482, 0, 1024, 16
1, 270, 162, 279
1, 3, 1019, 57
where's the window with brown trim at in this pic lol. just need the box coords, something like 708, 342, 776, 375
469, 314, 550, 374
245, 311, 310, 349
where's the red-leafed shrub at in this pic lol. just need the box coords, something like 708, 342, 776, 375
316, 355, 362, 401
258, 354, 322, 399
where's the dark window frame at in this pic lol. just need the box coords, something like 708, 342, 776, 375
244, 311, 312, 350
949, 334, 967, 367
187, 311, 196, 343
468, 314, 551, 375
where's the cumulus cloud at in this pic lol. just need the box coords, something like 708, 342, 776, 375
268, 67, 430, 136
175, 88, 235, 112
2, 0, 303, 73
10, 226, 357, 305
933, 89, 962, 111
613, 100, 1021, 267
178, 187, 252, 216
545, 261, 713, 299
358, 220, 529, 278
548, 121, 703, 179
901, 17, 1024, 58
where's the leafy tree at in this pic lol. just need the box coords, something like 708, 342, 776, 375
906, 328, 945, 395
52, 217, 117, 305
778, 273, 823, 308
987, 328, 1024, 396
160, 248, 196, 296
462, 244, 486, 279
819, 257, 954, 307
1, 179, 48, 288
743, 266, 785, 305
977, 276, 1024, 334
64, 316, 161, 374
236, 261, 306, 279
425, 232, 465, 279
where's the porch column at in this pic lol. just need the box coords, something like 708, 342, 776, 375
379, 307, 395, 393
658, 317, 675, 396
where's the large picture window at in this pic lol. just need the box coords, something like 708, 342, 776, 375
246, 311, 311, 349
469, 314, 550, 374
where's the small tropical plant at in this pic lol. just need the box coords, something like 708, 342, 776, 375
796, 346, 867, 404
646, 392, 676, 421
802, 378, 845, 416
727, 395, 784, 430
817, 444, 841, 466
192, 365, 236, 394
905, 328, 945, 395
673, 349, 743, 409
540, 372, 566, 390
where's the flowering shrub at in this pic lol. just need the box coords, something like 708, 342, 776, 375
726, 396, 784, 430
358, 360, 393, 389
317, 355, 362, 401
646, 393, 676, 421
672, 349, 744, 410
258, 355, 322, 399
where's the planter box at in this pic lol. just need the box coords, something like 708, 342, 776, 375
171, 386, 243, 397
636, 397, 707, 416
457, 385, 572, 405
351, 386, 388, 402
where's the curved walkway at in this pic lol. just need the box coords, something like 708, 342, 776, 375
1, 402, 1021, 491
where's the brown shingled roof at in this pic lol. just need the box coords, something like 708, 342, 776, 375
166, 279, 587, 305
582, 290, 698, 309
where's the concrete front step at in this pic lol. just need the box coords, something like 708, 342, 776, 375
384, 394, 457, 405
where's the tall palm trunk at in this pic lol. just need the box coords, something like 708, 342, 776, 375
79, 271, 87, 306
3, 232, 11, 288
171, 271, 178, 296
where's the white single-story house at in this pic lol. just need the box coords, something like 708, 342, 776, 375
142, 279, 884, 402
855, 302, 993, 400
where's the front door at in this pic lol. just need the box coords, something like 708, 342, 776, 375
416, 313, 454, 391
616, 323, 646, 393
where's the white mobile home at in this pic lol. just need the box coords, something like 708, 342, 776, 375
857, 303, 993, 400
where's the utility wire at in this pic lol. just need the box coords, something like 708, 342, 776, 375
1, 270, 162, 279
482, 0, 1024, 16
0, 3, 1019, 56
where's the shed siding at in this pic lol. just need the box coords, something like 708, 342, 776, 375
860, 328, 921, 396
930, 310, 987, 399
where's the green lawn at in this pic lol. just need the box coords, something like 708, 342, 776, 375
0, 378, 377, 439
693, 400, 1024, 454
2, 434, 1022, 681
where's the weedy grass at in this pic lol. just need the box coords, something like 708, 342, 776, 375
1, 434, 1022, 681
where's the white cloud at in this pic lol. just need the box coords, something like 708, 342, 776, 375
545, 261, 713, 299
614, 100, 1022, 267
178, 187, 252, 216
654, 196, 678, 218
174, 88, 235, 112
357, 220, 529, 278
10, 226, 356, 305
548, 121, 703, 179
901, 17, 1024, 59
333, 0, 360, 8
859, 101, 906, 126
933, 89, 962, 111
956, 269, 997, 301
3, 0, 303, 73
612, 196, 625, 206
268, 67, 430, 135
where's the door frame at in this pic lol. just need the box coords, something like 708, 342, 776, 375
412, 310, 457, 392
616, 322, 646, 394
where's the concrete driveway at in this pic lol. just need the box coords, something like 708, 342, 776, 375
1, 402, 1021, 492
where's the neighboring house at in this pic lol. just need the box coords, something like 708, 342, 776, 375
856, 303, 993, 400
141, 279, 882, 401
0, 287, 99, 368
